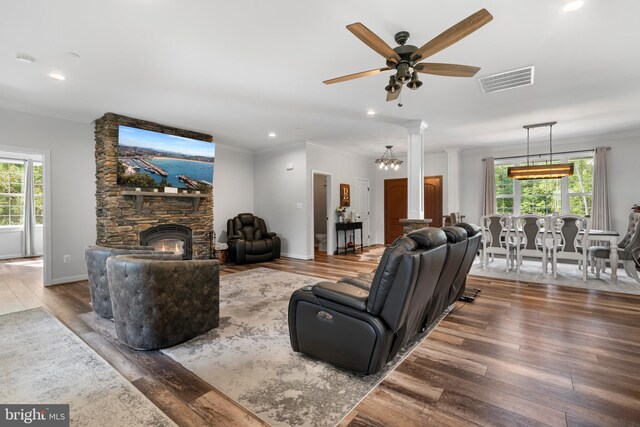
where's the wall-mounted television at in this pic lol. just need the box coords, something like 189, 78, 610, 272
117, 125, 215, 190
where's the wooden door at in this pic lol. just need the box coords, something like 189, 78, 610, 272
384, 179, 407, 244
354, 178, 370, 246
424, 176, 443, 228
384, 176, 443, 244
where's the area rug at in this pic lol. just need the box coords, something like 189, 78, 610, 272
0, 308, 175, 426
161, 267, 445, 427
357, 246, 385, 262
470, 257, 640, 295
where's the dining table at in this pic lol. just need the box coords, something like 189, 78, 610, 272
488, 227, 621, 283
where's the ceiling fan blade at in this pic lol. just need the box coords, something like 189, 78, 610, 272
386, 84, 403, 102
411, 9, 493, 61
414, 63, 481, 77
347, 23, 401, 64
323, 67, 390, 85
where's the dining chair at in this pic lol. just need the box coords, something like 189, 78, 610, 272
514, 215, 549, 274
550, 215, 591, 281
481, 215, 515, 272
591, 212, 640, 282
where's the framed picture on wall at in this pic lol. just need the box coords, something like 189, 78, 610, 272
340, 183, 350, 207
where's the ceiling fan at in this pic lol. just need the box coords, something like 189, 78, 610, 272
323, 9, 493, 102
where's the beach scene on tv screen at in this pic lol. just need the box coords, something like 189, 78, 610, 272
117, 125, 215, 189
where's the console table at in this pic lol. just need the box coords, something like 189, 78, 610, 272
335, 222, 364, 255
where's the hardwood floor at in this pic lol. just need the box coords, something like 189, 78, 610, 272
2, 252, 640, 426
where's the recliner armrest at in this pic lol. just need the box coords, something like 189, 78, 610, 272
312, 282, 369, 311
227, 235, 241, 241
338, 277, 372, 290
265, 232, 277, 238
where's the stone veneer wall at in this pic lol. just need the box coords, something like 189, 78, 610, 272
94, 113, 214, 259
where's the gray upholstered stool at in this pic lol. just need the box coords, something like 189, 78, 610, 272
106, 255, 220, 350
85, 245, 157, 318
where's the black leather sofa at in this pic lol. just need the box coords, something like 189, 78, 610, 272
288, 223, 481, 374
227, 213, 281, 264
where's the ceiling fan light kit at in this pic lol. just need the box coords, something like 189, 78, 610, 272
375, 145, 403, 171
507, 121, 575, 180
323, 9, 493, 102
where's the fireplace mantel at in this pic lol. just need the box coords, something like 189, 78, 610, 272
121, 191, 209, 213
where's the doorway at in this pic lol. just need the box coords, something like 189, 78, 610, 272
312, 173, 330, 254
0, 146, 51, 288
354, 178, 370, 247
384, 176, 443, 244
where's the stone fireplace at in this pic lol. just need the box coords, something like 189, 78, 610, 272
140, 224, 193, 259
94, 113, 213, 259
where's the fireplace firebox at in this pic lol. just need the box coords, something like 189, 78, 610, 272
140, 224, 192, 259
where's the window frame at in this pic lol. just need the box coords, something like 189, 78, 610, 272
494, 153, 594, 216
0, 159, 25, 227
0, 158, 44, 228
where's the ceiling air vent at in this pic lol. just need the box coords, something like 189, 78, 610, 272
478, 66, 534, 93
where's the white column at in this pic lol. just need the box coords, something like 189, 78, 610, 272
403, 120, 428, 219
446, 148, 461, 213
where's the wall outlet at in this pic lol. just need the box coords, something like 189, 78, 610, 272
63, 255, 71, 264
296, 202, 303, 209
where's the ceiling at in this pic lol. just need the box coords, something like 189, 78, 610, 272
1, 0, 640, 156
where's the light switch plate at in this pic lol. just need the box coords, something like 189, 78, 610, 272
296, 202, 303, 209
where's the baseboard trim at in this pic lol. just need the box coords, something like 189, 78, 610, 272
0, 254, 23, 260
49, 274, 88, 286
281, 253, 313, 260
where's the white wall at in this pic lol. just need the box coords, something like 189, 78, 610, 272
370, 151, 449, 244
0, 227, 44, 260
0, 107, 95, 285
213, 143, 254, 242
254, 142, 308, 258
306, 142, 376, 258
460, 134, 640, 235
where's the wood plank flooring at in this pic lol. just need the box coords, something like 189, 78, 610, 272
1, 252, 640, 426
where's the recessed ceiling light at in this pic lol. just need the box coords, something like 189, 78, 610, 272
367, 110, 376, 116
16, 54, 35, 64
48, 73, 65, 81
268, 132, 276, 138
562, 1, 584, 13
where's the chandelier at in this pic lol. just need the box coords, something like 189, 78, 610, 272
507, 121, 574, 180
375, 145, 403, 171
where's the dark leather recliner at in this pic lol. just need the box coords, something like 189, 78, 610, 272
288, 227, 449, 374
227, 213, 281, 264
448, 223, 482, 306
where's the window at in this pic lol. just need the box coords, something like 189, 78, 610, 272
494, 155, 593, 216
495, 164, 514, 214
0, 160, 24, 226
519, 161, 562, 215
568, 157, 593, 216
0, 159, 43, 226
34, 163, 44, 225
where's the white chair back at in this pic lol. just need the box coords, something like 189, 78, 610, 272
553, 215, 591, 255
514, 215, 546, 252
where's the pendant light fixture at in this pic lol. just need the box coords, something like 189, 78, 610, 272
507, 121, 574, 180
375, 145, 403, 171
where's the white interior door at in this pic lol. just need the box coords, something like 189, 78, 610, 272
355, 178, 370, 247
